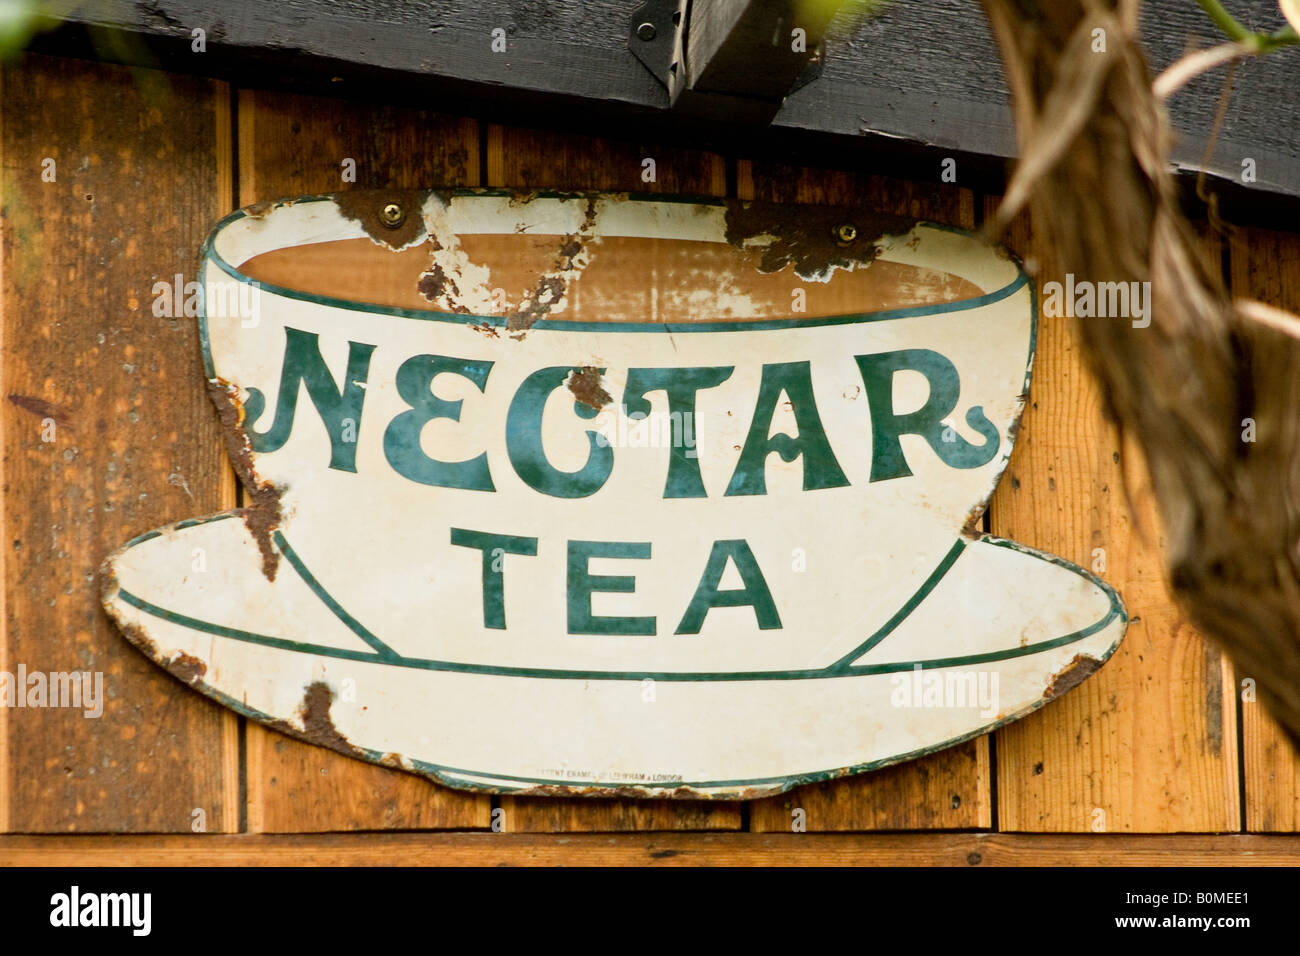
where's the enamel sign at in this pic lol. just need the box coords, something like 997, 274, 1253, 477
102, 189, 1126, 798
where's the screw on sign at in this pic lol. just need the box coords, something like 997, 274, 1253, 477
101, 190, 1126, 798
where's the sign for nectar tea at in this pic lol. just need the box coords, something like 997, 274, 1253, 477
102, 189, 1126, 798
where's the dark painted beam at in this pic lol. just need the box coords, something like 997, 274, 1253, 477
21, 0, 1300, 225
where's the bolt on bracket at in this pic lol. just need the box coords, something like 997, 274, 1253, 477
628, 0, 833, 124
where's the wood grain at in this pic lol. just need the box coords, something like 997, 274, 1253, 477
487, 122, 739, 832
739, 160, 992, 831
1229, 223, 1300, 831
236, 88, 489, 832
1244, 703, 1300, 831
0, 63, 8, 836
1, 831, 1297, 866
0, 54, 239, 831
989, 199, 1240, 832
213, 81, 242, 834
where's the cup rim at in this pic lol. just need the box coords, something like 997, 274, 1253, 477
199, 189, 1032, 335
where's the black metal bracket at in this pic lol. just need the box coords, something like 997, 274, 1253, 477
628, 0, 684, 90
628, 0, 826, 124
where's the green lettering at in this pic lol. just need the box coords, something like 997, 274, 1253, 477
622, 366, 733, 498
245, 327, 374, 472
507, 367, 613, 498
450, 528, 537, 629
384, 354, 495, 490
725, 361, 848, 496
567, 540, 655, 635
855, 348, 998, 482
676, 540, 781, 634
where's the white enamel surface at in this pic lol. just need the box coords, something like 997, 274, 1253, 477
103, 194, 1126, 796
106, 516, 1121, 795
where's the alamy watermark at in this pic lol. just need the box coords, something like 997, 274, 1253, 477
50, 886, 151, 936
593, 409, 698, 456
1041, 273, 1151, 328
890, 664, 1000, 718
152, 273, 261, 328
0, 664, 104, 718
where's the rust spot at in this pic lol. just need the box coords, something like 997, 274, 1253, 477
568, 366, 611, 411
296, 681, 352, 752
8, 393, 73, 427
506, 196, 599, 331
417, 263, 470, 312
206, 378, 283, 581
119, 619, 159, 661
509, 275, 567, 330
169, 653, 207, 684
102, 575, 383, 770
557, 235, 583, 262
469, 321, 500, 338
1043, 654, 1103, 700
240, 490, 284, 583
104, 593, 216, 693
244, 200, 276, 220
334, 188, 429, 249
723, 199, 915, 281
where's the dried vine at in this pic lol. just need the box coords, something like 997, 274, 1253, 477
981, 0, 1300, 744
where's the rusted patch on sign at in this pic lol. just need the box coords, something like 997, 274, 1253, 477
243, 200, 276, 220
509, 274, 568, 330
169, 653, 207, 684
416, 261, 470, 313
723, 198, 915, 280
1043, 654, 1104, 700
206, 379, 282, 581
506, 196, 598, 331
297, 681, 352, 752
103, 598, 160, 661
101, 189, 1127, 799
334, 188, 429, 250
566, 366, 611, 411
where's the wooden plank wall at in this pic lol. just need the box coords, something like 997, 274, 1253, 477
1, 56, 239, 833
1, 52, 1297, 851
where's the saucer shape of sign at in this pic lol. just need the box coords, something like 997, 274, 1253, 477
101, 189, 1126, 798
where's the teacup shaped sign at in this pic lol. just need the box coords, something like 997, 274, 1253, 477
102, 189, 1126, 798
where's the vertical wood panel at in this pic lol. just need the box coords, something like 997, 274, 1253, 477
1244, 704, 1300, 830
0, 64, 8, 834
1229, 224, 1300, 831
989, 201, 1240, 832
1, 54, 239, 831
213, 80, 243, 835
487, 124, 740, 832
743, 161, 992, 832
237, 89, 490, 831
